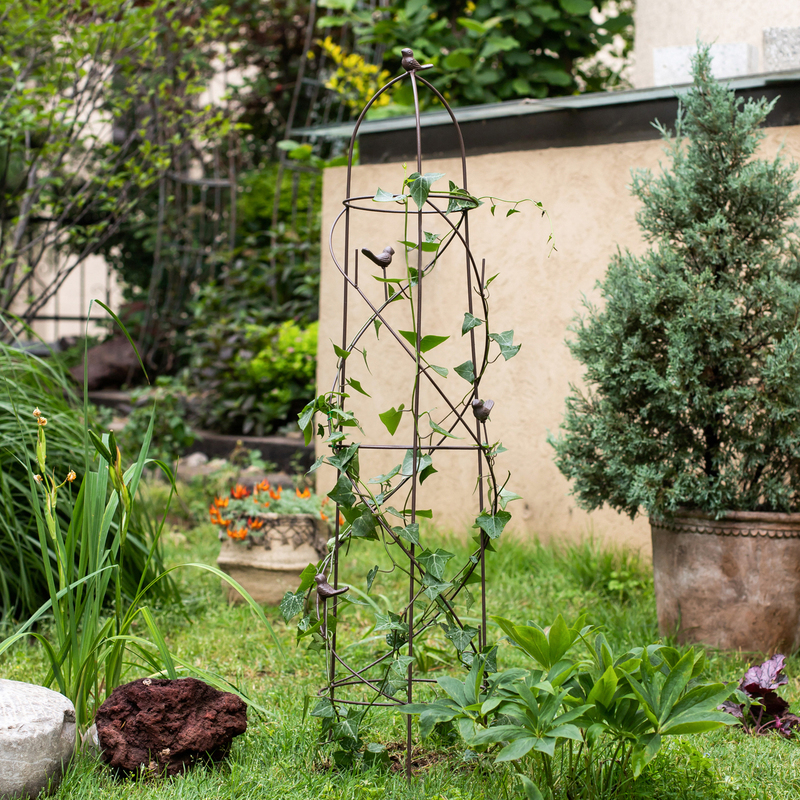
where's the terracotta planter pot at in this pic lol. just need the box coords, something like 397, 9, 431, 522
650, 511, 800, 652
216, 514, 327, 605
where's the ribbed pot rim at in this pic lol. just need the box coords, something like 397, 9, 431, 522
652, 509, 800, 524
650, 508, 800, 538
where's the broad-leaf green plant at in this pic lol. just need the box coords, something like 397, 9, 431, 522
400, 614, 736, 798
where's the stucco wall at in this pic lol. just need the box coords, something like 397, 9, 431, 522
633, 0, 800, 88
317, 125, 800, 555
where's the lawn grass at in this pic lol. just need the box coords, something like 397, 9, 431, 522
3, 477, 800, 800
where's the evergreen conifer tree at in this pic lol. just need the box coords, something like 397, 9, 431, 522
551, 47, 800, 518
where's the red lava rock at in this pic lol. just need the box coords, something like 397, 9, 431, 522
95, 677, 247, 776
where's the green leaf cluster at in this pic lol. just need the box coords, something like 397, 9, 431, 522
551, 47, 800, 518
402, 613, 735, 797
335, 0, 633, 109
185, 319, 318, 437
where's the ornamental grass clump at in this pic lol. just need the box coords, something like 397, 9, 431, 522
551, 46, 800, 518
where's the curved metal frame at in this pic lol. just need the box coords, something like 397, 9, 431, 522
318, 54, 502, 779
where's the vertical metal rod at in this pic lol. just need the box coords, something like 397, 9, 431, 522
330, 245, 351, 709
406, 67, 425, 783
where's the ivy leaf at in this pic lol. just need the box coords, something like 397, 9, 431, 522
418, 548, 455, 580
379, 404, 404, 435
396, 522, 420, 546
454, 360, 476, 383
280, 590, 305, 622
298, 399, 317, 446
374, 187, 404, 202
475, 510, 511, 540
351, 510, 378, 539
446, 624, 479, 653
401, 449, 432, 476
347, 378, 370, 397
391, 655, 415, 679
333, 716, 360, 742
420, 464, 438, 483
307, 455, 325, 474
375, 612, 408, 632
310, 698, 336, 718
327, 443, 359, 471
489, 330, 521, 361
499, 487, 522, 510
406, 172, 444, 209
368, 464, 402, 484
333, 343, 350, 360
446, 181, 479, 213
429, 364, 448, 377
462, 313, 483, 335
423, 573, 453, 600
398, 330, 450, 352
399, 234, 440, 252
373, 318, 382, 338
298, 564, 318, 592
429, 418, 462, 439
366, 565, 379, 592
327, 473, 355, 508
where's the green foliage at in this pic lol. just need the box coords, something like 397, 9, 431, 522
551, 47, 800, 518
0, 1, 231, 325
331, 0, 633, 109
120, 377, 197, 467
0, 331, 174, 621
402, 613, 736, 798
187, 318, 318, 436
0, 405, 283, 731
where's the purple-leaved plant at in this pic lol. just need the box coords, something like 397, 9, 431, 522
719, 654, 800, 737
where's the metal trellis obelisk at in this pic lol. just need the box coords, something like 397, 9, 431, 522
309, 47, 513, 779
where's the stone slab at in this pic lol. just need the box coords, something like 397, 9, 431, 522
0, 680, 76, 800
764, 27, 800, 72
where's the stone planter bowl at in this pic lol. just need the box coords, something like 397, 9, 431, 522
216, 514, 327, 605
650, 510, 800, 652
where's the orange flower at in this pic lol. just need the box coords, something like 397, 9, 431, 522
248, 518, 264, 530
268, 486, 282, 500
262, 501, 270, 509
320, 512, 328, 521
227, 526, 248, 540
339, 513, 345, 526
231, 484, 250, 499
296, 487, 311, 499
209, 505, 222, 522
257, 479, 271, 492
321, 497, 330, 506
215, 496, 229, 508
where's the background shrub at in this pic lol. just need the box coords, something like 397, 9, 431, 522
186, 319, 318, 436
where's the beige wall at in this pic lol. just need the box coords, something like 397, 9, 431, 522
633, 0, 800, 87
317, 126, 800, 555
